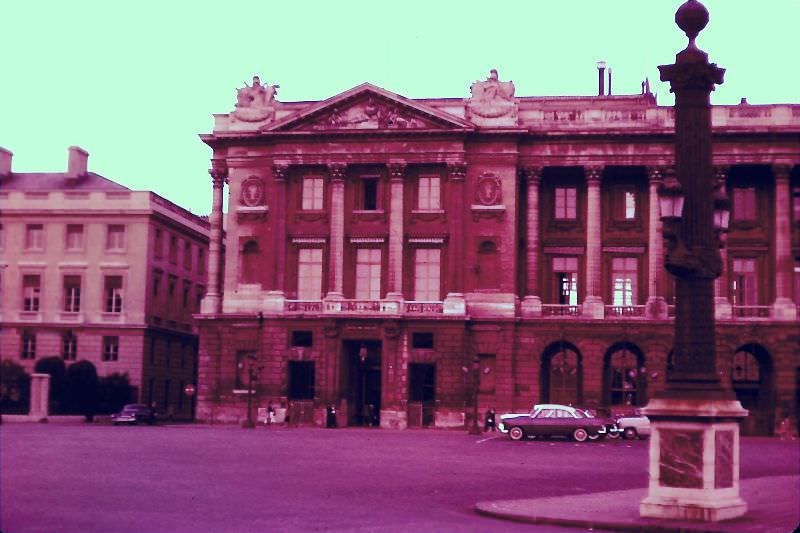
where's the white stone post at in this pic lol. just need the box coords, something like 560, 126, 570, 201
29, 373, 51, 422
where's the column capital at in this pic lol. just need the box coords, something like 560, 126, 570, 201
327, 163, 347, 182
646, 166, 668, 185
713, 164, 730, 186
388, 162, 407, 182
584, 165, 604, 184
209, 159, 228, 188
521, 166, 543, 185
447, 162, 467, 181
272, 164, 289, 182
772, 164, 792, 182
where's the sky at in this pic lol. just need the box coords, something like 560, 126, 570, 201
1, 0, 798, 215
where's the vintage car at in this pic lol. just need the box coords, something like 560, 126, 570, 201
499, 404, 612, 442
111, 404, 155, 425
616, 409, 651, 439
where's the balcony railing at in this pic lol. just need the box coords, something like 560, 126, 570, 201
731, 305, 772, 319
283, 299, 446, 315
542, 304, 582, 317
604, 305, 646, 318
403, 301, 444, 314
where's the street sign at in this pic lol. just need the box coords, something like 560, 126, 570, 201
184, 384, 196, 396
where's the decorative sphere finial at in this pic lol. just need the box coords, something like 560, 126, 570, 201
675, 0, 709, 45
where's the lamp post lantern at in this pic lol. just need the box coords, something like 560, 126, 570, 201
640, 0, 748, 522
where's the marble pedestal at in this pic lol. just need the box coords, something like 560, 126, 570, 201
640, 397, 749, 522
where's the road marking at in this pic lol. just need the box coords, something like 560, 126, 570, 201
476, 435, 501, 444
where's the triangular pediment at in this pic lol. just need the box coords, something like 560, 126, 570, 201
263, 83, 474, 132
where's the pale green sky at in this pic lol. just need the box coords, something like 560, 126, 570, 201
1, 0, 797, 215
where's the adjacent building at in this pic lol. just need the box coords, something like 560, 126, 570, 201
0, 147, 210, 419
195, 71, 799, 435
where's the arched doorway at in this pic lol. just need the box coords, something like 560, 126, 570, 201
731, 344, 774, 436
540, 341, 582, 405
603, 342, 646, 411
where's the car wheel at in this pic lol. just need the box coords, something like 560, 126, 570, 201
572, 428, 589, 442
607, 430, 621, 439
508, 427, 525, 441
624, 427, 638, 440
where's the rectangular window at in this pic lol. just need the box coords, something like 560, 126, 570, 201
362, 179, 378, 210
22, 274, 41, 311
63, 275, 82, 312
182, 281, 191, 309
169, 235, 178, 264
414, 248, 441, 301
165, 340, 172, 368
554, 188, 577, 220
553, 257, 579, 305
624, 191, 636, 219
154, 229, 163, 258
65, 224, 84, 251
62, 332, 77, 361
235, 350, 255, 390
104, 275, 123, 313
25, 224, 44, 250
355, 248, 381, 299
21, 333, 36, 360
183, 242, 192, 270
302, 177, 324, 210
732, 258, 758, 306
411, 332, 434, 350
611, 257, 638, 306
195, 286, 205, 312
102, 336, 119, 362
152, 272, 161, 299
106, 224, 125, 251
288, 361, 315, 400
291, 331, 313, 348
297, 248, 323, 300
418, 176, 441, 210
150, 337, 157, 365
732, 187, 757, 221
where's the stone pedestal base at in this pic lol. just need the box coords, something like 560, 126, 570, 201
443, 293, 466, 315
262, 290, 285, 313
714, 297, 732, 320
772, 298, 798, 321
29, 373, 51, 422
520, 295, 543, 317
465, 293, 517, 317
582, 296, 605, 319
380, 408, 407, 430
645, 296, 668, 319
200, 293, 221, 314
640, 397, 749, 522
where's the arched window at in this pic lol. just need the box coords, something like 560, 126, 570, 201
541, 341, 582, 405
241, 241, 260, 284
604, 343, 646, 407
477, 241, 499, 290
731, 344, 773, 436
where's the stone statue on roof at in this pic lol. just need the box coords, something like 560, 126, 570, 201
465, 69, 518, 126
233, 75, 280, 123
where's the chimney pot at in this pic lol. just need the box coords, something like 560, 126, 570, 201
597, 61, 606, 96
0, 147, 12, 176
608, 68, 613, 95
67, 146, 89, 178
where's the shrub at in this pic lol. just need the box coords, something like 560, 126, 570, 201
0, 360, 31, 414
66, 360, 99, 421
97, 373, 132, 415
33, 356, 68, 414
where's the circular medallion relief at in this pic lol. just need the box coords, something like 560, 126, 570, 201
475, 173, 502, 206
240, 176, 265, 207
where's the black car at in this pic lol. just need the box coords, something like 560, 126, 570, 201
111, 404, 155, 425
500, 404, 610, 442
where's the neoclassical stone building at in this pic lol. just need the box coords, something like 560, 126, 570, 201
196, 72, 799, 435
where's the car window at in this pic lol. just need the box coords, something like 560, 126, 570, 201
535, 409, 554, 418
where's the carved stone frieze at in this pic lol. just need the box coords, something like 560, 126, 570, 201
310, 97, 432, 130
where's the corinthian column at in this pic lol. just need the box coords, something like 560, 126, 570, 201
583, 165, 604, 319
645, 166, 668, 318
444, 163, 466, 315
201, 159, 227, 314
327, 164, 346, 299
713, 165, 732, 319
521, 166, 543, 316
772, 164, 797, 320
387, 163, 406, 300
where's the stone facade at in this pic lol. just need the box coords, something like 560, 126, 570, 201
0, 147, 211, 419
195, 74, 799, 434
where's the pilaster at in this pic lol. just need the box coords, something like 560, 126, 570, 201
646, 166, 668, 319
386, 162, 406, 300
326, 163, 346, 299
521, 166, 543, 317
772, 164, 797, 320
272, 164, 289, 294
583, 165, 604, 319
201, 160, 227, 314
444, 162, 466, 315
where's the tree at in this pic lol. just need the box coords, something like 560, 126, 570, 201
66, 360, 98, 421
97, 373, 132, 414
33, 356, 68, 414
0, 360, 31, 414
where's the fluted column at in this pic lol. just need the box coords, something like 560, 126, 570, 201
201, 159, 227, 314
521, 166, 543, 316
583, 165, 604, 318
646, 166, 668, 318
773, 164, 797, 320
387, 163, 406, 300
713, 165, 732, 319
272, 164, 288, 293
444, 163, 466, 314
327, 164, 346, 299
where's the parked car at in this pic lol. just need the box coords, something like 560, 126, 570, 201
616, 409, 651, 439
499, 404, 612, 442
111, 404, 155, 425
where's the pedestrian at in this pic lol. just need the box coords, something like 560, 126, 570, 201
266, 402, 275, 428
484, 407, 496, 432
326, 403, 337, 428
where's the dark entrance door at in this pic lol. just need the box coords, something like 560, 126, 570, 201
408, 363, 436, 428
343, 340, 381, 427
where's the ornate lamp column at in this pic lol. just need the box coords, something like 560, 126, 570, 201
645, 166, 667, 319
387, 162, 406, 301
640, 0, 747, 522
201, 158, 227, 314
326, 164, 346, 301
521, 166, 543, 317
444, 163, 467, 315
582, 165, 605, 319
772, 164, 797, 320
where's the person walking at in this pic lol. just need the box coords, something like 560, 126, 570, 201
484, 407, 496, 432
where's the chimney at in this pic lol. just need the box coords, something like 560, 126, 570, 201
67, 146, 89, 178
0, 147, 12, 177
607, 68, 612, 95
597, 61, 606, 96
